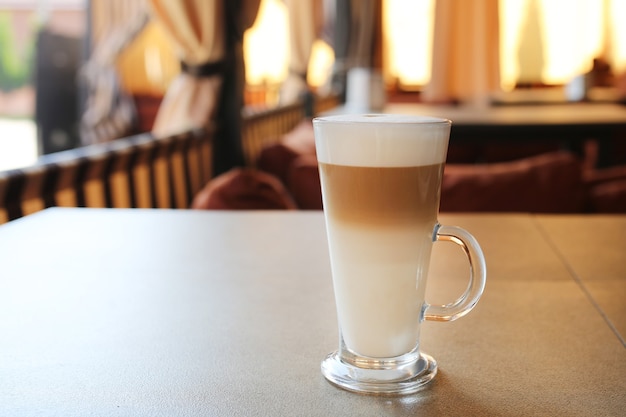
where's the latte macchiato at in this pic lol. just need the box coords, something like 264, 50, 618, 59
314, 114, 486, 395
315, 114, 449, 358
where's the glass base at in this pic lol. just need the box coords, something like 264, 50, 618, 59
321, 351, 437, 395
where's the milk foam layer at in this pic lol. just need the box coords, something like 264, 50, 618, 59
313, 114, 451, 167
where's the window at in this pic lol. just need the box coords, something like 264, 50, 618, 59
244, 0, 626, 92
500, 0, 626, 89
243, 0, 334, 103
383, 0, 434, 88
0, 0, 85, 171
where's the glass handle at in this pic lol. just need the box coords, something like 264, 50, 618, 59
423, 224, 487, 322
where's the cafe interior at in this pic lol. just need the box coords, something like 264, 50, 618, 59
1, 0, 626, 220
1, 1, 625, 415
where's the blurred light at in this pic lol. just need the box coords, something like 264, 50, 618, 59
383, 0, 434, 87
243, 0, 626, 91
308, 40, 334, 88
243, 0, 288, 86
539, 0, 603, 82
608, 0, 626, 73
500, 0, 622, 88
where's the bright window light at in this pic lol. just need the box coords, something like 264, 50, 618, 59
383, 0, 434, 87
608, 0, 626, 73
500, 0, 623, 88
243, 0, 288, 86
539, 0, 603, 83
308, 40, 334, 88
243, 0, 626, 91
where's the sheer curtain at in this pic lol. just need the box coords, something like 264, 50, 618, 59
279, 0, 324, 104
146, 0, 226, 136
81, 0, 149, 145
500, 0, 626, 89
425, 0, 626, 98
423, 0, 501, 104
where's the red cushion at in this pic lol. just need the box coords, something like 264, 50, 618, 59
587, 179, 626, 213
583, 164, 626, 186
287, 155, 323, 210
256, 119, 315, 184
481, 143, 562, 163
583, 164, 626, 212
441, 151, 584, 213
282, 119, 316, 154
191, 168, 297, 210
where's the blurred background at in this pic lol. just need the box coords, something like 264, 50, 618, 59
1, 0, 625, 171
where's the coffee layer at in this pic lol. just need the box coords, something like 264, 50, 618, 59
319, 163, 443, 226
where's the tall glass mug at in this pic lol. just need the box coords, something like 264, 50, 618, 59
313, 114, 487, 395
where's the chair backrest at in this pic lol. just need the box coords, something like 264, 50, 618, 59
0, 92, 340, 224
240, 93, 340, 167
0, 129, 212, 224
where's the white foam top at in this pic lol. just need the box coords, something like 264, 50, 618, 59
313, 114, 451, 167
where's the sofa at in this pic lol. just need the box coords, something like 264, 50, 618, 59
192, 119, 626, 213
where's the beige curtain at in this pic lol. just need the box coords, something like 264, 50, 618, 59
280, 0, 325, 104
423, 0, 501, 104
147, 0, 261, 174
90, 0, 149, 52
147, 1, 226, 136
147, 0, 261, 136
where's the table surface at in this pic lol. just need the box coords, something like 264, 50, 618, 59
1, 208, 624, 416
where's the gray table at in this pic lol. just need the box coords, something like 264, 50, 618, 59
384, 102, 626, 167
1, 208, 624, 416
